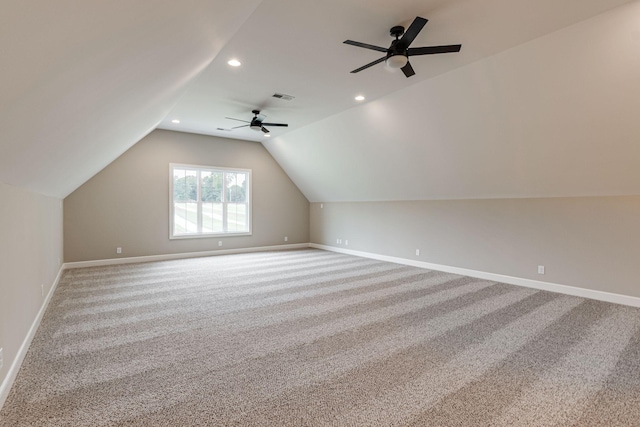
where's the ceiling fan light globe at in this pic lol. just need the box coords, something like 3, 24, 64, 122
250, 125, 262, 131
385, 54, 408, 69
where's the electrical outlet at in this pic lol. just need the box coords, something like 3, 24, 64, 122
345, 240, 348, 246
284, 236, 288, 242
218, 241, 222, 247
0, 348, 3, 370
538, 265, 545, 274
41, 284, 44, 297
320, 203, 324, 209
116, 247, 122, 254
416, 249, 420, 256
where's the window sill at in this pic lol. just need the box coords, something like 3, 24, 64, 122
170, 231, 252, 240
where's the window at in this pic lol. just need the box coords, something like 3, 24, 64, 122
170, 164, 251, 238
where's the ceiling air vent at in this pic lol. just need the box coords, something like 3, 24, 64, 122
272, 93, 295, 101
216, 127, 231, 131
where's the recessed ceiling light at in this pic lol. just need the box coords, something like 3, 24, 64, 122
171, 119, 180, 124
355, 95, 365, 101
227, 59, 241, 67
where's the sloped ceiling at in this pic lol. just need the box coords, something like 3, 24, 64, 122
0, 0, 261, 198
265, 1, 640, 201
1, 0, 638, 201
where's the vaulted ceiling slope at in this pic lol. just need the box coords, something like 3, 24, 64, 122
265, 1, 640, 202
1, 0, 637, 200
0, 0, 261, 198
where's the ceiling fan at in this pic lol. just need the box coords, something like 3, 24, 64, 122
225, 110, 289, 134
344, 16, 461, 78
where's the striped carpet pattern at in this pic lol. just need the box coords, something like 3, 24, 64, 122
2, 248, 640, 426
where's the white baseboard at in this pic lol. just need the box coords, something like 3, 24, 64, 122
0, 265, 65, 410
63, 243, 310, 269
310, 243, 640, 308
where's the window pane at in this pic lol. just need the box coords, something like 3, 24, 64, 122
173, 202, 198, 234
174, 169, 197, 202
201, 171, 223, 203
226, 203, 248, 232
173, 202, 187, 234
173, 169, 186, 202
185, 170, 197, 202
202, 202, 223, 233
226, 172, 247, 203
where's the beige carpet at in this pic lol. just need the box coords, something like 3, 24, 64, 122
1, 248, 640, 426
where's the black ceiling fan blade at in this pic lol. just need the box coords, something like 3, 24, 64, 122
400, 17, 428, 47
343, 40, 388, 53
350, 56, 386, 73
231, 124, 249, 129
261, 123, 288, 127
261, 126, 270, 134
225, 117, 250, 123
407, 44, 462, 56
401, 61, 415, 78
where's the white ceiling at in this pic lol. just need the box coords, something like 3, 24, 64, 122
1, 0, 639, 200
158, 0, 633, 141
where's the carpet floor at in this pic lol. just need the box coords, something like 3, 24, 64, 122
1, 249, 640, 426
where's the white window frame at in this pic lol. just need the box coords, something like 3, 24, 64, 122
169, 163, 252, 239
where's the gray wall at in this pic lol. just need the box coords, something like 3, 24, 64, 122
310, 196, 640, 298
0, 183, 63, 399
64, 130, 309, 262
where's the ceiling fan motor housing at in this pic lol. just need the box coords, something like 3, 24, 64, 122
250, 120, 263, 131
385, 27, 409, 68
390, 25, 405, 38
250, 110, 263, 130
